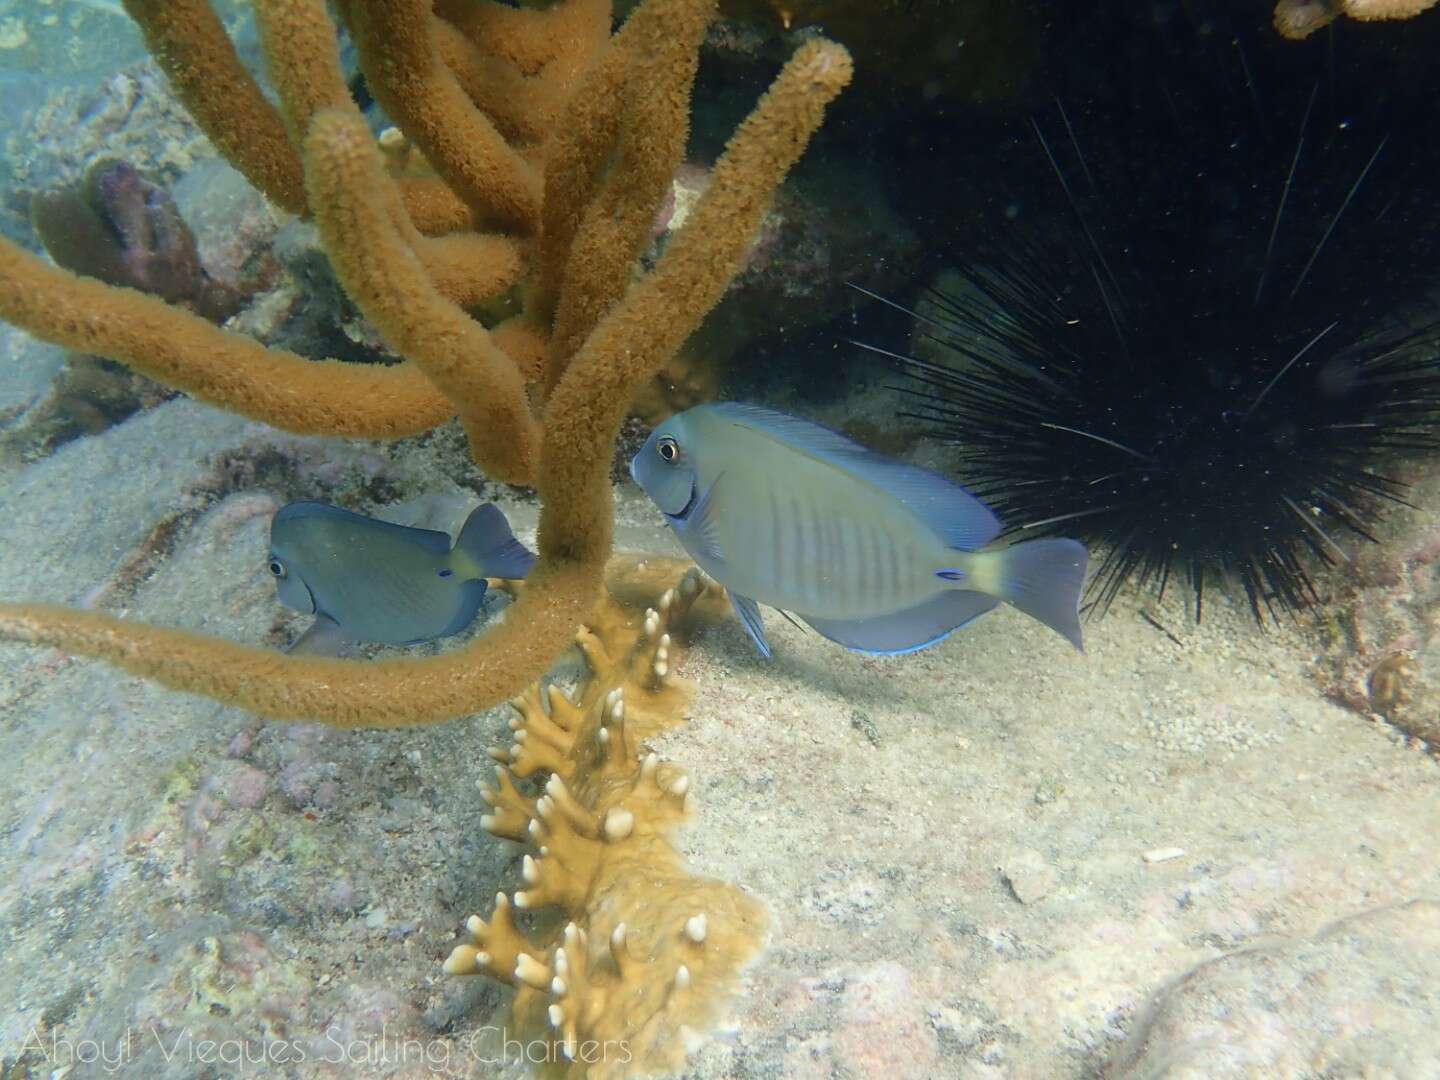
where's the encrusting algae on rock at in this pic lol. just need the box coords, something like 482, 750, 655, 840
444, 557, 766, 1076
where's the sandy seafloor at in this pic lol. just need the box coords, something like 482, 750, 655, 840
1, 324, 1438, 1080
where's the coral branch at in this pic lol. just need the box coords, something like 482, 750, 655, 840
343, 0, 543, 233
251, 0, 354, 147
121, 0, 308, 216
302, 108, 540, 483
0, 238, 452, 439
537, 38, 854, 560
443, 892, 534, 983
433, 0, 611, 168
412, 232, 526, 310
0, 562, 719, 730
530, 39, 627, 335
392, 176, 476, 237
430, 16, 544, 148
434, 0, 611, 78
543, 0, 717, 392
480, 765, 534, 843
253, 0, 476, 236
0, 559, 598, 726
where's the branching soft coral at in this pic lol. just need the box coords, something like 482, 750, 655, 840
0, 0, 852, 727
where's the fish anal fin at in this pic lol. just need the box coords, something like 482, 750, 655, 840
726, 588, 771, 658
800, 591, 1000, 655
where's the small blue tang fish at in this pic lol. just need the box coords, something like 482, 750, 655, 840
267, 501, 535, 654
630, 402, 1088, 657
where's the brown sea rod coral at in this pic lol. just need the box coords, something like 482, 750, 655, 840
0, 0, 852, 727
445, 557, 764, 1076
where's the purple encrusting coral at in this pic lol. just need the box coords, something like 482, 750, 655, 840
31, 159, 242, 322
2, 157, 271, 462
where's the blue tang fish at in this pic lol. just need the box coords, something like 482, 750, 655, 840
267, 501, 535, 654
630, 402, 1088, 657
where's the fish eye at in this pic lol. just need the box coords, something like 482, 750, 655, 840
268, 558, 286, 579
657, 436, 679, 463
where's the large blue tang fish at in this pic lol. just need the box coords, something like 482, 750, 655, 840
630, 402, 1088, 657
267, 501, 535, 654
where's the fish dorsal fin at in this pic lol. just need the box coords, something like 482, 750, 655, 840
276, 501, 452, 554
709, 402, 1001, 551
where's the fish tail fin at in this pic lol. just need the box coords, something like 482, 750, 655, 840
455, 504, 536, 580
987, 538, 1089, 651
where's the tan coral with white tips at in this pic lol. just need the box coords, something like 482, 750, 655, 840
445, 556, 765, 1077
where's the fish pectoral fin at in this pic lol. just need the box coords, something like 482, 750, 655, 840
287, 614, 349, 656
726, 589, 772, 659
682, 472, 727, 562
799, 591, 1000, 655
435, 579, 490, 639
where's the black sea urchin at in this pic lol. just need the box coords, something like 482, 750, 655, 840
857, 29, 1440, 622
